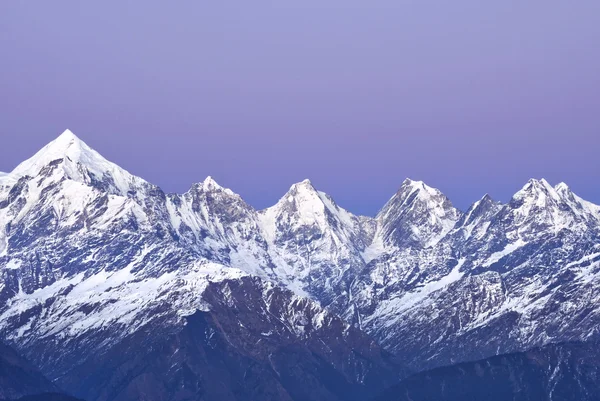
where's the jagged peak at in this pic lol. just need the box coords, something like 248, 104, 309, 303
526, 178, 560, 194
553, 182, 600, 220
481, 193, 494, 202
467, 193, 497, 211
554, 182, 579, 203
376, 178, 461, 247
477, 193, 503, 208
459, 193, 503, 228
506, 178, 600, 226
199, 176, 236, 196
203, 175, 222, 190
278, 178, 325, 204
402, 177, 419, 185
289, 178, 316, 192
397, 178, 448, 199
513, 178, 561, 204
185, 176, 238, 200
380, 178, 455, 216
401, 177, 426, 190
275, 179, 324, 208
262, 179, 358, 230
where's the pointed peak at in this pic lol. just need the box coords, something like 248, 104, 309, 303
203, 175, 219, 187
397, 178, 446, 200
57, 128, 79, 141
266, 178, 327, 210
476, 193, 501, 207
401, 178, 425, 188
50, 129, 86, 151
460, 193, 503, 228
519, 178, 557, 194
379, 178, 458, 219
200, 176, 232, 193
468, 193, 501, 212
378, 179, 460, 247
6, 130, 146, 196
10, 129, 96, 177
481, 193, 494, 202
524, 178, 553, 191
289, 178, 316, 192
513, 178, 562, 205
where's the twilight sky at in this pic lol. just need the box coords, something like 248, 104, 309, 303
1, 1, 599, 215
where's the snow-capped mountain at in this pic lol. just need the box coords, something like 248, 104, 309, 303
0, 131, 402, 400
258, 179, 373, 304
2, 130, 600, 398
355, 178, 600, 372
375, 178, 461, 249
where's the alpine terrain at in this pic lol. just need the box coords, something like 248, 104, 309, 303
1, 130, 600, 400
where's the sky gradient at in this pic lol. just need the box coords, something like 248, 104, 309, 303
1, 1, 599, 215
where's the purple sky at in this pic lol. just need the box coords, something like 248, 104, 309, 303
1, 1, 599, 215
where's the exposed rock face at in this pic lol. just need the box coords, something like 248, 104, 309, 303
375, 342, 600, 401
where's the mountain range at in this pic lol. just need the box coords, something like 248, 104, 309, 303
1, 130, 600, 400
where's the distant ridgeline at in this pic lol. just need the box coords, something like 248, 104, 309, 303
375, 342, 600, 401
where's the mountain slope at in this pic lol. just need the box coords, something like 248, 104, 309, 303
375, 341, 600, 401
48, 277, 401, 401
0, 342, 58, 400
